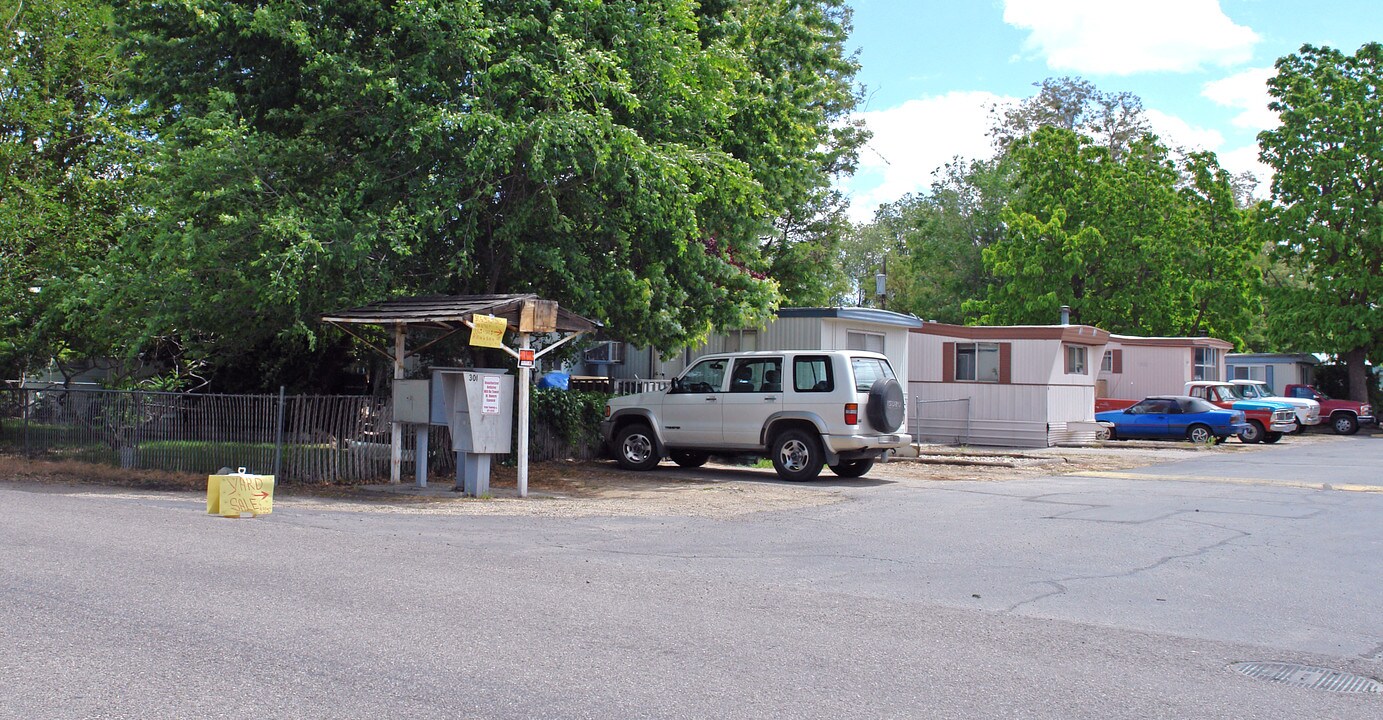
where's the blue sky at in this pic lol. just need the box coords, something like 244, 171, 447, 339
841, 0, 1383, 221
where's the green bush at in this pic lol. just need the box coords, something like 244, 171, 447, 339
529, 387, 611, 446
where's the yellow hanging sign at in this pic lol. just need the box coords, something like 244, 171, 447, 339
207, 469, 275, 518
470, 314, 508, 348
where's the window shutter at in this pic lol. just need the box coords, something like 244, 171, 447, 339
999, 342, 1012, 384
1112, 349, 1123, 374
942, 342, 955, 383
1266, 365, 1275, 391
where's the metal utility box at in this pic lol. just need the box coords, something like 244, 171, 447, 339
392, 379, 431, 424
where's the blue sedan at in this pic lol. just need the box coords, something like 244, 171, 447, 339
1096, 396, 1248, 443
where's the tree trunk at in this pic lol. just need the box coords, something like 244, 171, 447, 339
1344, 347, 1370, 402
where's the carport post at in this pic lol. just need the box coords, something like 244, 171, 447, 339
391, 323, 405, 484
517, 332, 532, 498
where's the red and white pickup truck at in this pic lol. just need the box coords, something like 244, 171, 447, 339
1183, 381, 1298, 444
1283, 384, 1375, 435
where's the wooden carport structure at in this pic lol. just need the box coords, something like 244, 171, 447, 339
321, 294, 599, 496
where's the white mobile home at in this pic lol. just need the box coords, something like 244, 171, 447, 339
1096, 334, 1233, 405
908, 323, 1110, 448
1225, 353, 1317, 396
581, 307, 923, 390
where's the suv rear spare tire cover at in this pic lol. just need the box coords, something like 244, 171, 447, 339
867, 378, 905, 432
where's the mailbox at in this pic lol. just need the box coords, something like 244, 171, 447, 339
429, 368, 513, 495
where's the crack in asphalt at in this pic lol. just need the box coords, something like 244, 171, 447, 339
1003, 518, 1252, 613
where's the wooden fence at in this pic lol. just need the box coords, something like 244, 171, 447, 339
0, 386, 597, 483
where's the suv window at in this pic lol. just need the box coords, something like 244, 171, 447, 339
730, 358, 783, 393
793, 356, 834, 393
850, 357, 896, 392
674, 358, 727, 394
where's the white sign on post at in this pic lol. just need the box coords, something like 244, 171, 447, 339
482, 375, 502, 415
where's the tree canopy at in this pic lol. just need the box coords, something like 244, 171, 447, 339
1, 0, 144, 379
56, 0, 864, 389
1258, 42, 1383, 401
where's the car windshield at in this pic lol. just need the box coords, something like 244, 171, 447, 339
1236, 384, 1265, 399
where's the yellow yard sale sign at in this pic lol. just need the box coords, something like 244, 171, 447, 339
207, 470, 275, 518
469, 314, 508, 348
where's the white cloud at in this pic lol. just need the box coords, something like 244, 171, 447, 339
845, 91, 1011, 222
1202, 67, 1279, 130
1144, 109, 1225, 151
1003, 0, 1259, 75
1216, 144, 1273, 195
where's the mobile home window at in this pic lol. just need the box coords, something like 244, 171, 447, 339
955, 342, 1001, 382
1231, 364, 1266, 382
724, 329, 758, 353
1193, 348, 1219, 381
1101, 350, 1113, 372
1065, 345, 1088, 374
846, 331, 885, 354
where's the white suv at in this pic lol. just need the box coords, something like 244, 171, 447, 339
600, 350, 910, 481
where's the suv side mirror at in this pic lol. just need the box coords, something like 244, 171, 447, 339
669, 377, 683, 393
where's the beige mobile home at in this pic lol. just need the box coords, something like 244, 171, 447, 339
908, 323, 1110, 448
1096, 335, 1233, 405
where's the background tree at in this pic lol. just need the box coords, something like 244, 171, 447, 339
0, 0, 142, 380
989, 76, 1152, 160
96, 0, 862, 390
967, 127, 1261, 341
1258, 42, 1383, 402
845, 157, 1009, 322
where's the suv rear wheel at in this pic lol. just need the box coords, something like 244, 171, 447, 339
771, 428, 824, 482
614, 423, 661, 471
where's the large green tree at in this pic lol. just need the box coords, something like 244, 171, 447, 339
0, 0, 143, 379
1259, 42, 1383, 402
968, 127, 1261, 340
100, 0, 862, 389
846, 157, 1010, 323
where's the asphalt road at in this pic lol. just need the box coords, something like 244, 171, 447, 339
3, 434, 1381, 719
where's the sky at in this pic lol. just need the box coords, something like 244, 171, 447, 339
841, 0, 1383, 222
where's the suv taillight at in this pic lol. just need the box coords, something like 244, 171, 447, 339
844, 403, 858, 425
604, 405, 611, 418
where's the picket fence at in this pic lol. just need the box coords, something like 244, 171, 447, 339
0, 386, 597, 483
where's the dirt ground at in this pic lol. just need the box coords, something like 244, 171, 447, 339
0, 434, 1343, 519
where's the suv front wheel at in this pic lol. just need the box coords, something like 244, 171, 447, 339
771, 429, 824, 482
614, 423, 661, 471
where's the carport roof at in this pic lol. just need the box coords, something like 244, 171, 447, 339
321, 294, 599, 333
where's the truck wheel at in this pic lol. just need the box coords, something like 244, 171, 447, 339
828, 459, 874, 478
771, 429, 824, 482
614, 423, 661, 471
1239, 420, 1264, 443
1186, 424, 1213, 444
1289, 420, 1305, 435
1262, 432, 1283, 444
1332, 413, 1359, 435
670, 450, 709, 468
